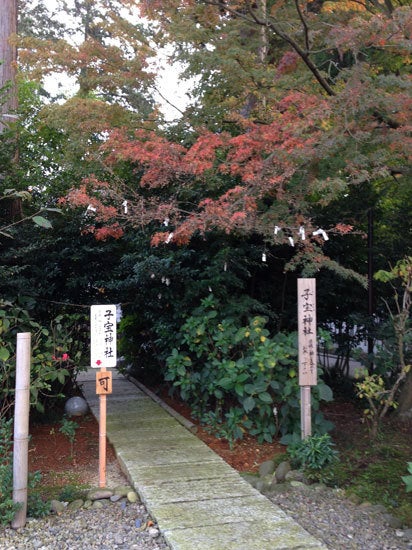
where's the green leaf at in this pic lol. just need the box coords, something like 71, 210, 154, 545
234, 383, 244, 397
258, 391, 272, 404
243, 396, 255, 412
374, 269, 395, 283
44, 207, 62, 214
177, 364, 186, 376
57, 371, 66, 384
32, 216, 52, 229
218, 377, 233, 390
401, 475, 412, 492
280, 432, 301, 445
317, 383, 333, 402
0, 347, 10, 361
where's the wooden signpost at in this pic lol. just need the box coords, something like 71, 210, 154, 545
90, 305, 116, 488
297, 278, 317, 439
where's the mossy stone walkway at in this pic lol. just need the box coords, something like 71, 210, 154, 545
79, 368, 327, 550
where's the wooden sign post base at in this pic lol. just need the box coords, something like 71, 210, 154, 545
96, 368, 112, 488
300, 385, 312, 439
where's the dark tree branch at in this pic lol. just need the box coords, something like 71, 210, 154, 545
294, 0, 311, 52
204, 0, 336, 96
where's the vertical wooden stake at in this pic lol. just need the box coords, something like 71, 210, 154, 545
298, 279, 317, 440
99, 366, 107, 488
12, 332, 31, 529
301, 386, 312, 439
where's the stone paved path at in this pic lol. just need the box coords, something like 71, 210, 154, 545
78, 368, 327, 550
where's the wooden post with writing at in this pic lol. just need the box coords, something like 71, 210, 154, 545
90, 305, 116, 488
297, 278, 317, 439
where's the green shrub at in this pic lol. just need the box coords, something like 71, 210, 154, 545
0, 418, 49, 526
58, 484, 86, 502
165, 295, 333, 446
59, 416, 78, 459
27, 471, 50, 518
287, 433, 339, 483
0, 299, 85, 420
0, 418, 21, 526
402, 463, 412, 493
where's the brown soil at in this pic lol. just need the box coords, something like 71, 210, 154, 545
28, 392, 285, 485
28, 391, 411, 488
28, 414, 118, 486
157, 390, 286, 472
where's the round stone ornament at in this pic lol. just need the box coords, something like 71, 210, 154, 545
64, 396, 88, 416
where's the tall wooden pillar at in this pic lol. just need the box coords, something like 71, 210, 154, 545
0, 0, 18, 132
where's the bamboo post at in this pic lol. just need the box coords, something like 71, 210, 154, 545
12, 332, 31, 529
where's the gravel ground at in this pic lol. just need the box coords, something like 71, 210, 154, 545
0, 501, 169, 550
1, 462, 411, 550
268, 483, 412, 550
0, 464, 170, 550
1, 486, 411, 550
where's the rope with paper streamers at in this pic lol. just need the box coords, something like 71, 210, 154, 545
261, 224, 330, 262
87, 200, 354, 267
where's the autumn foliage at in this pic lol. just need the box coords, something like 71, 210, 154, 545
48, 1, 410, 271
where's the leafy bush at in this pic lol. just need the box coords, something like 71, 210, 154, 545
59, 416, 78, 460
287, 433, 339, 483
354, 257, 412, 437
0, 418, 21, 526
0, 299, 85, 419
402, 463, 412, 493
116, 237, 275, 385
165, 295, 333, 445
354, 372, 403, 438
27, 471, 50, 519
58, 484, 86, 502
0, 418, 49, 527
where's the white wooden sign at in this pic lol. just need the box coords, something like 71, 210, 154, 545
90, 305, 117, 368
297, 278, 317, 386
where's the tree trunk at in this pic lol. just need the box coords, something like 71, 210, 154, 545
0, 0, 17, 132
398, 369, 412, 418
